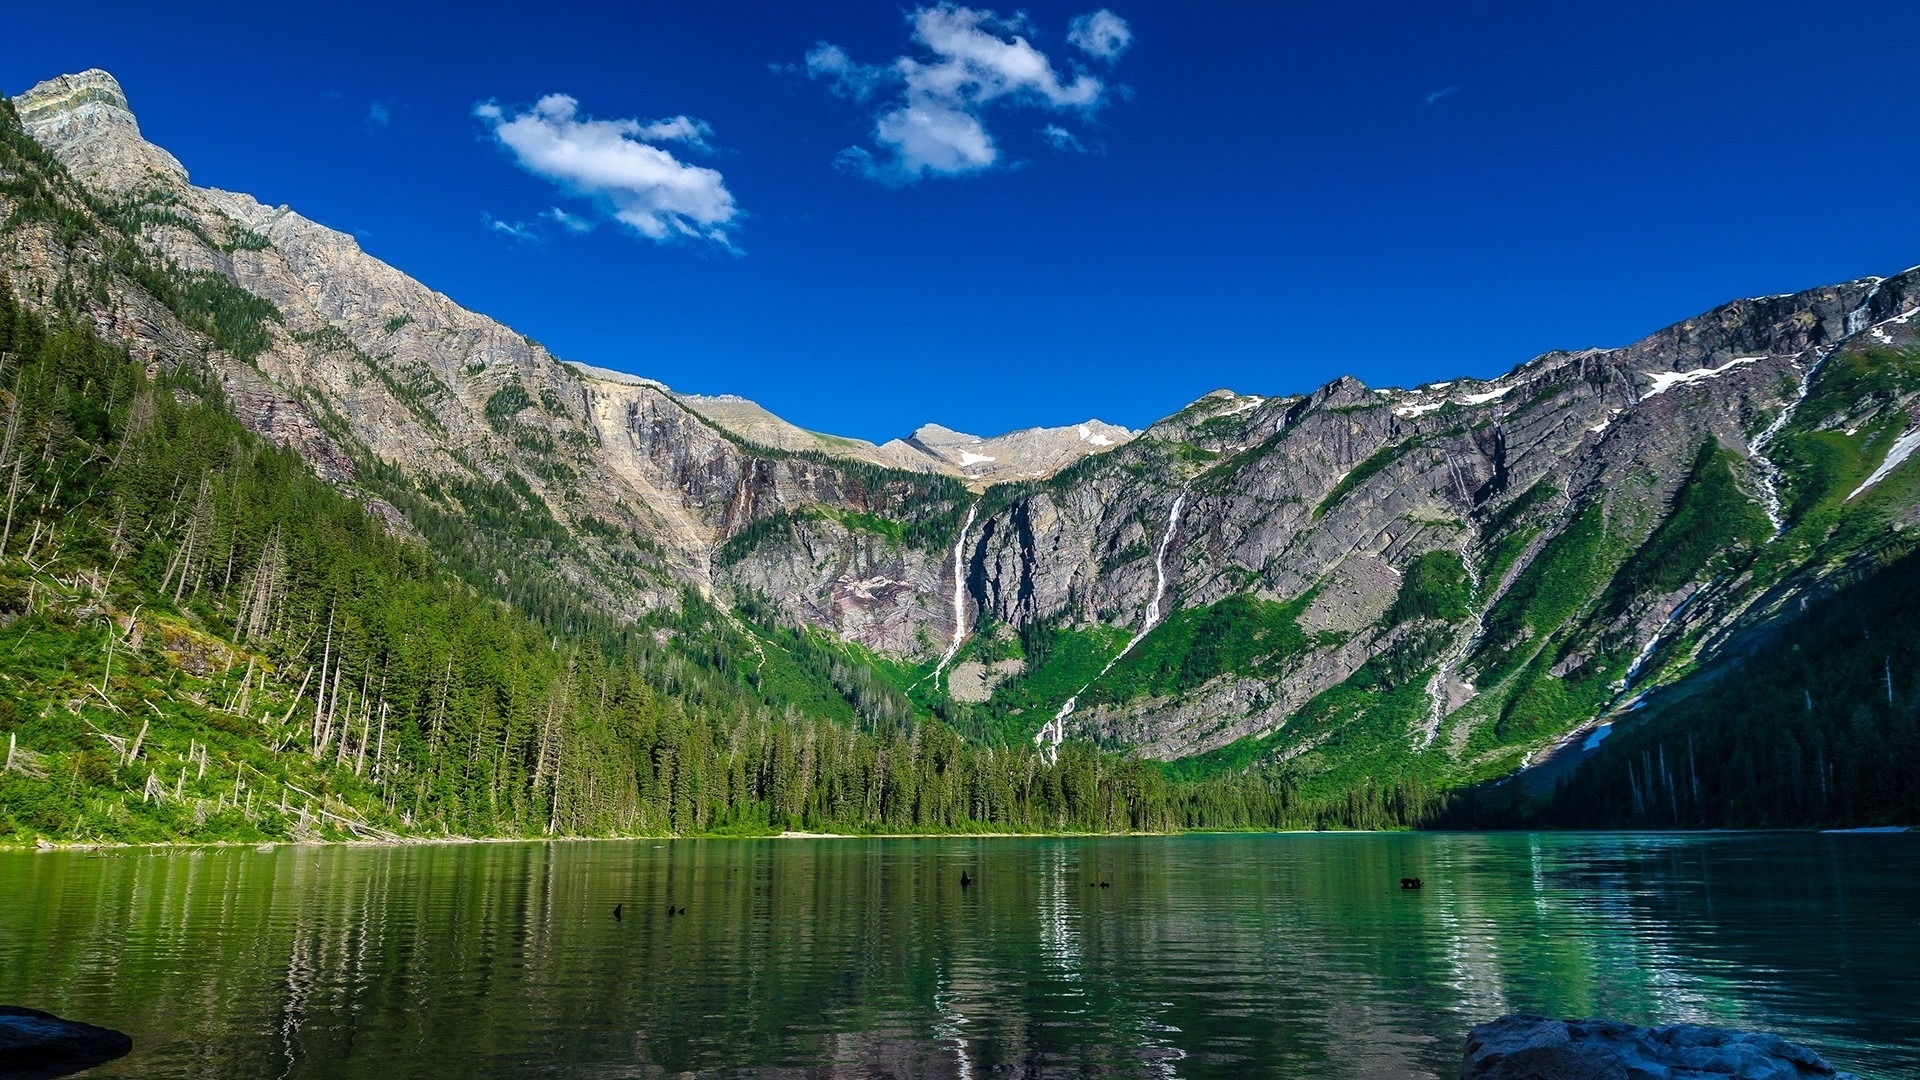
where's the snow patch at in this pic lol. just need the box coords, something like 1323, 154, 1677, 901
1210, 395, 1267, 419
1641, 356, 1761, 399
957, 451, 996, 466
1458, 385, 1513, 406
1846, 426, 1920, 501
1393, 401, 1445, 419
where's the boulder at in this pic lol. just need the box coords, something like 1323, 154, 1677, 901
0, 1005, 133, 1078
1461, 1014, 1858, 1080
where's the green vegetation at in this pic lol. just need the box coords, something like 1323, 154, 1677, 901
1084, 593, 1311, 707
484, 380, 534, 431
1451, 543, 1920, 829
0, 99, 282, 363
5, 88, 1914, 841
295, 326, 449, 433
1799, 345, 1920, 427
1156, 655, 1451, 817
1599, 442, 1768, 616
936, 622, 1130, 745
684, 412, 971, 553
715, 503, 932, 567
0, 270, 1453, 843
1474, 501, 1617, 685
1313, 439, 1420, 520
1386, 549, 1472, 625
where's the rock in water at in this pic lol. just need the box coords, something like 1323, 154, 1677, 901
0, 1005, 134, 1077
1461, 1014, 1858, 1079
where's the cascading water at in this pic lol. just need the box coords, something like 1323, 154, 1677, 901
1418, 527, 1484, 750
1620, 583, 1709, 695
1751, 282, 1890, 536
931, 503, 979, 683
1139, 489, 1187, 632
1036, 489, 1188, 763
1748, 347, 1831, 537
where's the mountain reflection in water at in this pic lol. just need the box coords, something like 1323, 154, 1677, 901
1, 832, 1913, 1078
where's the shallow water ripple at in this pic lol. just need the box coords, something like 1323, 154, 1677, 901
1, 832, 1915, 1078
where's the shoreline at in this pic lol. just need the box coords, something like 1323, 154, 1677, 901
0, 823, 1910, 853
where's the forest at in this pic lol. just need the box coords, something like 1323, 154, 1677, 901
1, 88, 1913, 846
1443, 542, 1920, 829
0, 272, 1448, 843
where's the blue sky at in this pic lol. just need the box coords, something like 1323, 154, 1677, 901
6, 1, 1920, 442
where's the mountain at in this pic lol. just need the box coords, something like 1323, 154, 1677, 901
668, 391, 1136, 487
4, 69, 1919, 830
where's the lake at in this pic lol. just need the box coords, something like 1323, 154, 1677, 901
1, 833, 1914, 1078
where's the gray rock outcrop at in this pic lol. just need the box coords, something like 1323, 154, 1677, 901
7, 66, 1920, 773
0, 1005, 134, 1078
1461, 1014, 1859, 1080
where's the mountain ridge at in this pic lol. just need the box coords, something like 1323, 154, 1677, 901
5, 66, 1918, 809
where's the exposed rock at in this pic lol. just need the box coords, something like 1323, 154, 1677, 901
8, 66, 1920, 771
947, 658, 1026, 703
897, 419, 1136, 486
664, 394, 1138, 488
1461, 1014, 1858, 1080
0, 1005, 134, 1078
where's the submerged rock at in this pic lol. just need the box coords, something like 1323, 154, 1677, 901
0, 1005, 133, 1078
1461, 1014, 1858, 1079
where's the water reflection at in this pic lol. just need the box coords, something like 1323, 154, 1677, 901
0, 833, 1914, 1078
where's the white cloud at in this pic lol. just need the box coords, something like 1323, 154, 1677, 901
1067, 10, 1132, 62
1041, 123, 1086, 153
632, 115, 712, 148
366, 101, 391, 126
1423, 86, 1459, 106
800, 4, 1129, 182
544, 206, 594, 233
475, 94, 739, 247
482, 213, 539, 243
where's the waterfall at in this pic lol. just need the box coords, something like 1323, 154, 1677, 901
1621, 583, 1708, 694
1748, 348, 1829, 537
1751, 283, 1890, 536
1140, 489, 1187, 633
1418, 527, 1484, 750
1035, 488, 1188, 763
931, 503, 979, 682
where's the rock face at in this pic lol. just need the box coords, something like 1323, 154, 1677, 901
671, 392, 1135, 486
890, 419, 1137, 487
1461, 1014, 1858, 1080
7, 66, 1920, 774
0, 1005, 134, 1078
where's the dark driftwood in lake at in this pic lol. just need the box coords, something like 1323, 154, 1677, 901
0, 1005, 133, 1079
1461, 1014, 1858, 1079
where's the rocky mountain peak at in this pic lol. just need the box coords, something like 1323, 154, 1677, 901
908, 423, 983, 448
15, 68, 130, 115
15, 68, 187, 193
1308, 373, 1376, 410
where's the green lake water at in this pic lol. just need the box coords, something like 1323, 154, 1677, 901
0, 832, 1914, 1078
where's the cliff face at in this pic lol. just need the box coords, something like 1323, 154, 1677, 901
7, 68, 1919, 781
7, 69, 975, 640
